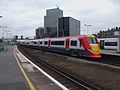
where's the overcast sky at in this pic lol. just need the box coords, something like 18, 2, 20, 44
0, 0, 120, 38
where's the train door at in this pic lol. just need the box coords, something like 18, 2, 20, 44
100, 40, 104, 49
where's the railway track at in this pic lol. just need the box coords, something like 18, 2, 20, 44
18, 45, 101, 90
19, 45, 120, 67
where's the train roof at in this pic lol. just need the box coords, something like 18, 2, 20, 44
17, 35, 95, 42
49, 35, 95, 39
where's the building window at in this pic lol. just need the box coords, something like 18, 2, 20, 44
71, 40, 77, 46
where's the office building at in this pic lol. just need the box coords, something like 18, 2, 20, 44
44, 8, 63, 37
58, 17, 80, 37
36, 27, 44, 39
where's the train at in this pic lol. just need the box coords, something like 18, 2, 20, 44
17, 35, 101, 58
97, 38, 118, 50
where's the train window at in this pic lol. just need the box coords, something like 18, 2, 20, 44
26, 42, 30, 44
51, 41, 64, 45
31, 41, 37, 44
44, 41, 48, 45
71, 40, 77, 46
40, 41, 42, 44
88, 38, 96, 44
80, 42, 81, 47
105, 42, 117, 46
34, 41, 37, 44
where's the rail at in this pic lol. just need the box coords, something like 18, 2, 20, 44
18, 45, 101, 90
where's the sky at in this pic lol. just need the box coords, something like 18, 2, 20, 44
0, 0, 120, 38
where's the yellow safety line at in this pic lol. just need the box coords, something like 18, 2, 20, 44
13, 47, 36, 90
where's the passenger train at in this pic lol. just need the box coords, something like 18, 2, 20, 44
18, 35, 101, 58
97, 38, 118, 50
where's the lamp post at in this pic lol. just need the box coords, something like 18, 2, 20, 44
84, 24, 92, 35
0, 26, 7, 39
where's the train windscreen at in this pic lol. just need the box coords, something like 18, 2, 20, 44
88, 38, 97, 44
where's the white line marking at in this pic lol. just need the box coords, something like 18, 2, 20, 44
15, 46, 69, 90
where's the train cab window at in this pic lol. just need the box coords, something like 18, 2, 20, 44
88, 38, 96, 44
71, 40, 77, 46
44, 41, 48, 45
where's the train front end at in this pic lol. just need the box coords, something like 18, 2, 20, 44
86, 35, 101, 58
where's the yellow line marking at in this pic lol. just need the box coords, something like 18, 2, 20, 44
13, 47, 36, 90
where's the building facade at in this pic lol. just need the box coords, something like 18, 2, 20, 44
58, 17, 80, 37
36, 27, 44, 39
44, 8, 63, 37
97, 27, 120, 38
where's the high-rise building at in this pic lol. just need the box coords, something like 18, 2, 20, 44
36, 27, 44, 39
44, 8, 63, 37
58, 17, 80, 37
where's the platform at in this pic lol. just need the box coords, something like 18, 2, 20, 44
101, 49, 120, 56
0, 46, 30, 90
0, 45, 68, 90
15, 46, 67, 90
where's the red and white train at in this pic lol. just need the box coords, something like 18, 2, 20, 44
18, 35, 101, 58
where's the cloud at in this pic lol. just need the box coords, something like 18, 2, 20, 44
0, 0, 120, 37
58, 0, 120, 34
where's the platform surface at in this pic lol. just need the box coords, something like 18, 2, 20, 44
0, 46, 29, 90
101, 49, 120, 56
